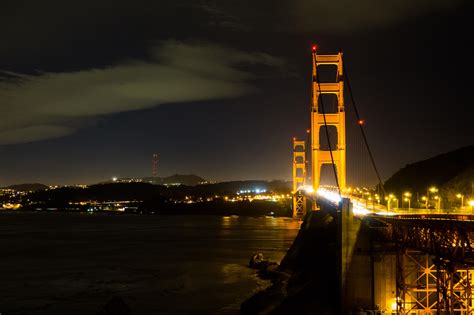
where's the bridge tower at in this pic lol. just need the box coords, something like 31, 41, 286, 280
292, 138, 307, 218
311, 49, 346, 195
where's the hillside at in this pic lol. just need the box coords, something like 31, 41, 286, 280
4, 183, 48, 192
142, 174, 207, 186
383, 145, 474, 207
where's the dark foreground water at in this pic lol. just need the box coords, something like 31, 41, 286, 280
0, 212, 300, 314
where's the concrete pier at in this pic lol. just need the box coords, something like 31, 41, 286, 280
241, 199, 397, 314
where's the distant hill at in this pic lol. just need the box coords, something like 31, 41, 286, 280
24, 180, 292, 204
383, 145, 474, 207
142, 174, 207, 186
4, 183, 48, 192
100, 174, 207, 186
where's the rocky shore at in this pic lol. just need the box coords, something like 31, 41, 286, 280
241, 207, 339, 314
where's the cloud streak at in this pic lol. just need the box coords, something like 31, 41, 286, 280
0, 41, 282, 145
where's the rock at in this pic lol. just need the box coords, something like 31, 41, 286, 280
249, 253, 278, 270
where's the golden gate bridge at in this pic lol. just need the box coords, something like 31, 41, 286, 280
289, 45, 474, 314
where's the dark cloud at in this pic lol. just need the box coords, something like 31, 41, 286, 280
193, 0, 467, 33
0, 41, 282, 144
288, 0, 466, 32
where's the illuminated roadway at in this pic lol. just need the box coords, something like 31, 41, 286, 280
315, 186, 474, 218
310, 186, 474, 265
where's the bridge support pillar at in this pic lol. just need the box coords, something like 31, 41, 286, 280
338, 199, 398, 313
310, 51, 346, 200
292, 192, 307, 218
338, 198, 373, 312
292, 139, 307, 218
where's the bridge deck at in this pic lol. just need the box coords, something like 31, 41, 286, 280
313, 187, 474, 264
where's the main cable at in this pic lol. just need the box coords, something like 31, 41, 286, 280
343, 63, 386, 197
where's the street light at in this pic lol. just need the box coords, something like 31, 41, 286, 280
386, 194, 396, 211
404, 192, 412, 210
426, 186, 438, 209
429, 187, 438, 193
387, 194, 398, 210
469, 200, 474, 214
457, 194, 464, 209
434, 195, 441, 210
421, 196, 428, 209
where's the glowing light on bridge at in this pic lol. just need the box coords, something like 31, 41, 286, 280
316, 187, 341, 204
469, 200, 474, 210
352, 202, 370, 216
300, 185, 315, 194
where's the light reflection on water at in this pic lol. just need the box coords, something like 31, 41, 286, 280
0, 212, 300, 314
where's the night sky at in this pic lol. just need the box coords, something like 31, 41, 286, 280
0, 0, 472, 186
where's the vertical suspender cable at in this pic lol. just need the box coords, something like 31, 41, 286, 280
343, 64, 386, 197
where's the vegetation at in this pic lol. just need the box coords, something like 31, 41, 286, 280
383, 145, 474, 208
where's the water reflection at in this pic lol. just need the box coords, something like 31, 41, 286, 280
220, 215, 301, 230
221, 263, 246, 284
0, 213, 300, 314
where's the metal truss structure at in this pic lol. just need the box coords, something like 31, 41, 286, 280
292, 139, 307, 218
396, 250, 474, 314
381, 217, 474, 264
292, 191, 307, 218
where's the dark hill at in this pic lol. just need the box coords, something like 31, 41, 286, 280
4, 183, 48, 192
162, 174, 206, 186
142, 174, 206, 186
383, 145, 474, 207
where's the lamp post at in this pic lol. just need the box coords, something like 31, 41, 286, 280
421, 196, 427, 209
386, 194, 395, 211
457, 194, 464, 209
426, 186, 438, 209
404, 198, 410, 210
404, 192, 412, 210
434, 196, 441, 211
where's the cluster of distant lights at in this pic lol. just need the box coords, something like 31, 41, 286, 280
237, 189, 266, 194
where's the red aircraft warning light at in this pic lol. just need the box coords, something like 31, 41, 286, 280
312, 45, 318, 52
358, 120, 365, 125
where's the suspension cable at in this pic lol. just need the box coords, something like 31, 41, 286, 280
343, 63, 386, 197
312, 52, 341, 196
